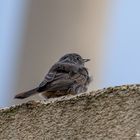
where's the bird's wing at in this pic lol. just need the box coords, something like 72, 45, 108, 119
47, 67, 90, 93
37, 63, 89, 92
38, 71, 74, 92
37, 63, 72, 92
38, 72, 56, 89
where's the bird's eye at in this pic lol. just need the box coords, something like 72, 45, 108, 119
77, 57, 80, 60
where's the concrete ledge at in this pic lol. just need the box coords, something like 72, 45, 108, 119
0, 84, 140, 140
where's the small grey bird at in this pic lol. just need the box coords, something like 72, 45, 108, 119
15, 53, 91, 99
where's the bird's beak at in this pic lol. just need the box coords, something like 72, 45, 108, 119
83, 59, 90, 62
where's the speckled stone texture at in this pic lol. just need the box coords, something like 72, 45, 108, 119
0, 84, 140, 140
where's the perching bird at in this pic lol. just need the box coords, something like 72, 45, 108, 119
14, 53, 91, 99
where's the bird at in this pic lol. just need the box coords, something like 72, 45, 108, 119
14, 53, 91, 99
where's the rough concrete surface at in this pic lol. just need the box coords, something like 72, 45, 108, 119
0, 84, 140, 140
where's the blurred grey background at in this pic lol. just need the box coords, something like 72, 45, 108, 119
1, 0, 140, 107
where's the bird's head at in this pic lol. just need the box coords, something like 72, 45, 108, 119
59, 53, 90, 66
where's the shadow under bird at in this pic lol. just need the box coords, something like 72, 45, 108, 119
15, 53, 91, 99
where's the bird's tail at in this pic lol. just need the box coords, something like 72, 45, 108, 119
14, 88, 38, 99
